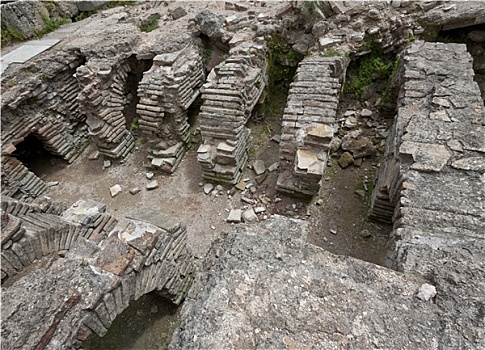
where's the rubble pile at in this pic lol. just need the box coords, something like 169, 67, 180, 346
136, 45, 205, 173
277, 56, 347, 197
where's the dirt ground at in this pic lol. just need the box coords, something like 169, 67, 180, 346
37, 111, 391, 270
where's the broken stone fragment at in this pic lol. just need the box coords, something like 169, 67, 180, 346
361, 109, 373, 117
235, 180, 246, 191
129, 187, 141, 195
341, 135, 376, 159
88, 151, 100, 160
338, 152, 354, 168
255, 173, 268, 185
268, 162, 279, 172
146, 180, 159, 191
252, 160, 266, 176
226, 209, 242, 223
110, 184, 122, 198
103, 160, 111, 169
271, 135, 281, 143
169, 7, 187, 20
243, 208, 258, 223
203, 183, 214, 195
254, 206, 266, 214
416, 283, 437, 301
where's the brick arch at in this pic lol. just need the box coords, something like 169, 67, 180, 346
1, 200, 195, 350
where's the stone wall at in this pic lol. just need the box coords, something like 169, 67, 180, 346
1, 198, 195, 349
136, 45, 205, 173
197, 41, 267, 185
277, 55, 347, 197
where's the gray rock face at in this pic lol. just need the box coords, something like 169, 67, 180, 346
169, 217, 461, 350
194, 10, 225, 40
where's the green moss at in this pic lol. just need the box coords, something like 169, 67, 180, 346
74, 12, 89, 22
346, 50, 395, 100
321, 48, 343, 57
1, 20, 26, 46
105, 0, 136, 9
139, 13, 161, 33
302, 1, 316, 17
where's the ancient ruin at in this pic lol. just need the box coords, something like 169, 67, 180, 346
1, 1, 484, 349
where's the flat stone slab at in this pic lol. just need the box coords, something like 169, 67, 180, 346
146, 180, 159, 190
242, 208, 258, 223
1, 39, 60, 74
110, 184, 122, 198
252, 160, 266, 176
307, 123, 333, 139
226, 209, 242, 223
400, 141, 451, 172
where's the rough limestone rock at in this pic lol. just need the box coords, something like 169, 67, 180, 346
169, 216, 477, 349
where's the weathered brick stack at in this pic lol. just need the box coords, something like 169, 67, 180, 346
1, 59, 89, 202
277, 56, 347, 197
136, 46, 205, 173
197, 52, 267, 185
0, 157, 48, 202
76, 59, 134, 160
1, 198, 195, 349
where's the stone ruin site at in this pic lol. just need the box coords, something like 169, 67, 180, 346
0, 0, 484, 349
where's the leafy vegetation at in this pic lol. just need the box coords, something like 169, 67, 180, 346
34, 13, 67, 37
346, 50, 396, 100
302, 1, 317, 17
139, 13, 161, 33
105, 0, 136, 8
1, 20, 26, 46
321, 48, 344, 57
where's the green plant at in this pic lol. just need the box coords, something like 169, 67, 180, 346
302, 1, 316, 16
41, 74, 49, 82
1, 21, 25, 46
7, 81, 15, 87
407, 32, 415, 43
75, 12, 89, 22
139, 13, 161, 33
262, 126, 271, 136
105, 0, 136, 8
321, 48, 343, 57
346, 50, 395, 99
34, 13, 67, 37
221, 53, 229, 60
130, 120, 139, 132
255, 81, 262, 89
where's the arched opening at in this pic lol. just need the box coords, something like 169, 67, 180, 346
124, 55, 154, 133
83, 293, 180, 350
13, 133, 66, 178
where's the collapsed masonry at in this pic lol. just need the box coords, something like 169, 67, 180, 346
169, 41, 485, 349
136, 45, 205, 173
277, 56, 347, 197
1, 196, 195, 349
1, 52, 89, 201
76, 52, 137, 161
197, 42, 267, 185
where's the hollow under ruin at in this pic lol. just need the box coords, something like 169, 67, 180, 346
1, 1, 484, 349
